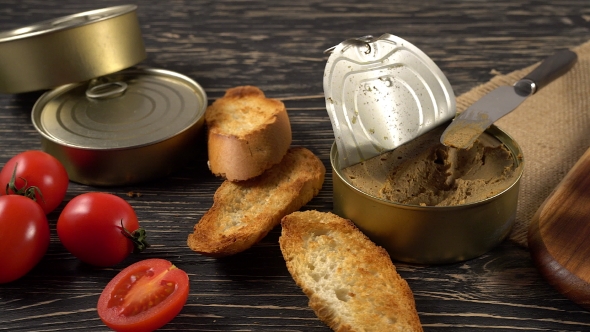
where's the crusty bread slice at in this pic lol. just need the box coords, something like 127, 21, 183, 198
279, 210, 423, 332
205, 85, 292, 181
187, 147, 325, 257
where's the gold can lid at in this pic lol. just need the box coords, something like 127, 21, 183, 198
0, 5, 146, 94
32, 68, 207, 150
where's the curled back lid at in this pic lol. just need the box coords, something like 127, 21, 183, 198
323, 34, 456, 168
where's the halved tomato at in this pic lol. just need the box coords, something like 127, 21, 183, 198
97, 258, 189, 332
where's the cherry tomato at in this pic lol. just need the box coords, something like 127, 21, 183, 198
0, 195, 50, 283
0, 150, 69, 214
57, 192, 148, 267
97, 258, 189, 332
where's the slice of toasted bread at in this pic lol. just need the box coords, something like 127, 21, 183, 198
279, 210, 423, 332
205, 85, 292, 181
187, 147, 325, 257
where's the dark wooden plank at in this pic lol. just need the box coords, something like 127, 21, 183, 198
1, 0, 590, 331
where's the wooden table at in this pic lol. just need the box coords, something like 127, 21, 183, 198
1, 0, 590, 331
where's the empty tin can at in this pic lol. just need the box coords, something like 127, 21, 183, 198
0, 5, 145, 94
331, 125, 524, 264
31, 68, 207, 186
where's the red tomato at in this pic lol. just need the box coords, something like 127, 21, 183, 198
57, 192, 148, 267
97, 258, 189, 332
0, 150, 69, 214
0, 195, 50, 283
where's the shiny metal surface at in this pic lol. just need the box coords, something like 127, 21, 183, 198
323, 33, 456, 168
0, 5, 145, 94
439, 86, 527, 149
458, 86, 528, 124
331, 125, 524, 264
31, 68, 207, 186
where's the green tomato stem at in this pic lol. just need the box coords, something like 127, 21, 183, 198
119, 220, 150, 253
6, 162, 45, 203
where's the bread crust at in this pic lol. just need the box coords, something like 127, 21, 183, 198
279, 210, 423, 332
205, 85, 292, 181
187, 147, 325, 257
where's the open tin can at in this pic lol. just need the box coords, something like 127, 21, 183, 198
31, 68, 207, 186
331, 125, 524, 264
324, 34, 524, 264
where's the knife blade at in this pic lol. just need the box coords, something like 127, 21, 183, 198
440, 49, 578, 149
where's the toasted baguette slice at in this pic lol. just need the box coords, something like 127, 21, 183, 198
187, 147, 325, 257
205, 85, 292, 181
279, 210, 423, 332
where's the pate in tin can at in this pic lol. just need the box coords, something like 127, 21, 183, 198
31, 68, 207, 186
324, 34, 524, 264
331, 124, 524, 264
0, 5, 145, 94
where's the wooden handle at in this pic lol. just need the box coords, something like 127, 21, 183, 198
528, 147, 590, 310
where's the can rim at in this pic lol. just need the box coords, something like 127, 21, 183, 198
330, 124, 524, 210
0, 5, 137, 43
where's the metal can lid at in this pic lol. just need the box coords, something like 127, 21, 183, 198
323, 34, 456, 168
0, 5, 146, 94
32, 68, 207, 150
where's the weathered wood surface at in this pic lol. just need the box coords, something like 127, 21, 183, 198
1, 0, 590, 331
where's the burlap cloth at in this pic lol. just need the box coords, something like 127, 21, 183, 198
455, 39, 590, 247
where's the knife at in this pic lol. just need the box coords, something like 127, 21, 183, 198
440, 49, 578, 149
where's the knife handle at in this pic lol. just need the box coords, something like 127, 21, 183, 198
515, 49, 578, 96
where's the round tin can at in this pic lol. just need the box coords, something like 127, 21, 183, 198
31, 68, 207, 186
0, 5, 145, 94
331, 125, 524, 264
